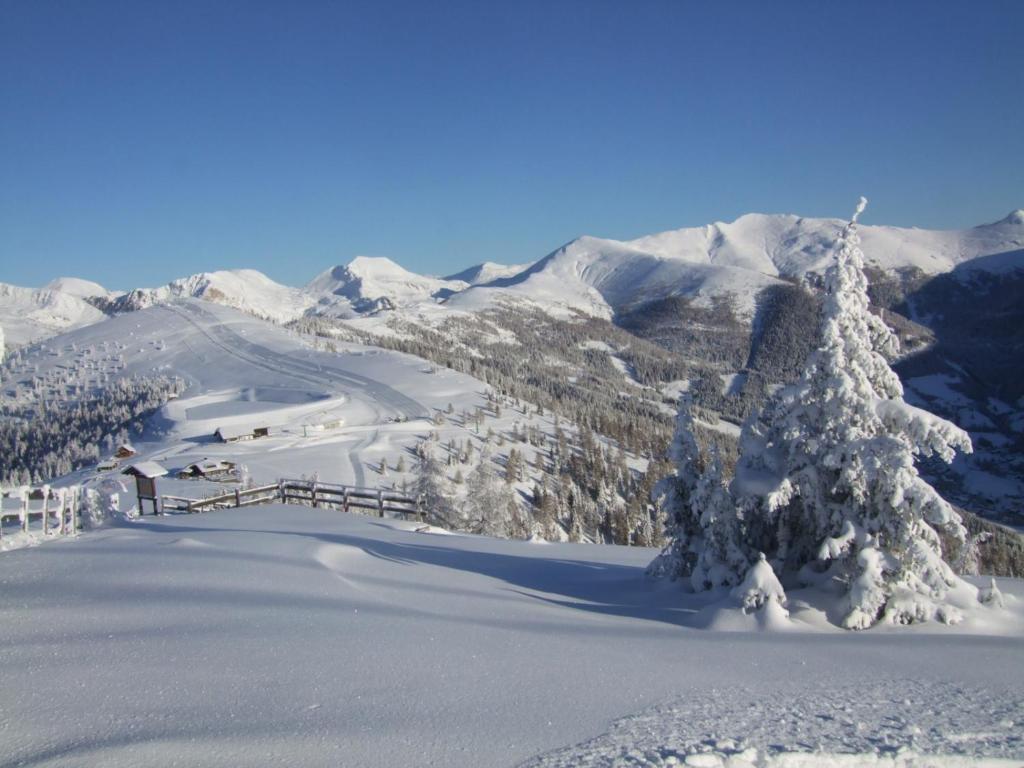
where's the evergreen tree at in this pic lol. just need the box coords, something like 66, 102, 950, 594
646, 396, 706, 580
736, 198, 974, 627
653, 199, 976, 628
415, 454, 458, 528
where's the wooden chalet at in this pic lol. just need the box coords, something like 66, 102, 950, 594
215, 423, 271, 443
177, 460, 237, 480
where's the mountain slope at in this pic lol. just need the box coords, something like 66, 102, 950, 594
0, 282, 108, 348
447, 211, 1024, 319
2, 505, 1021, 767
307, 256, 467, 311
107, 269, 317, 323
41, 277, 113, 299
444, 261, 532, 285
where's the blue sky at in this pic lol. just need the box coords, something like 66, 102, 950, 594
2, 0, 1022, 290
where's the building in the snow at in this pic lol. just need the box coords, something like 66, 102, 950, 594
215, 424, 271, 443
177, 459, 237, 480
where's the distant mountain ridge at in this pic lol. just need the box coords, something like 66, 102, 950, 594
448, 210, 1024, 318
2, 207, 1022, 523
3, 208, 1021, 345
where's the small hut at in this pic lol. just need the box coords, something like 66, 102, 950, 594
177, 459, 237, 480
122, 461, 168, 515
115, 443, 137, 459
215, 423, 271, 443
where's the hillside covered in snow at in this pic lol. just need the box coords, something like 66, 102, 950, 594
3, 208, 1023, 525
1, 505, 1022, 766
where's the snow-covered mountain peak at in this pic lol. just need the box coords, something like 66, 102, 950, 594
992, 209, 1024, 226
0, 281, 107, 347
42, 277, 112, 299
444, 261, 532, 285
347, 255, 416, 278
307, 256, 467, 309
109, 269, 317, 324
447, 209, 1024, 320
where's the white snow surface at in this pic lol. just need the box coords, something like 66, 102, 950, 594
1, 505, 1021, 767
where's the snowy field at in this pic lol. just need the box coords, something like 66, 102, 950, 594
1, 505, 1021, 767
4, 299, 573, 498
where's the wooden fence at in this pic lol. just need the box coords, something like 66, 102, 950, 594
0, 488, 80, 543
161, 479, 420, 519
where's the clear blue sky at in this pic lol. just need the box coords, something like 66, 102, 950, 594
2, 0, 1022, 290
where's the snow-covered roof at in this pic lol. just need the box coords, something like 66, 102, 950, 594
121, 461, 169, 478
215, 423, 267, 440
185, 460, 235, 473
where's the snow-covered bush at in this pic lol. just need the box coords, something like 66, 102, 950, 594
979, 578, 1004, 609
731, 553, 788, 617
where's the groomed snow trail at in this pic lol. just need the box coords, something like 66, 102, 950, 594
159, 301, 429, 486
0, 507, 1021, 767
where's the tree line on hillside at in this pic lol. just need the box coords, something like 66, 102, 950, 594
0, 375, 184, 485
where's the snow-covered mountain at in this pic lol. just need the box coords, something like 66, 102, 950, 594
41, 276, 114, 299
107, 269, 318, 324
0, 282, 108, 348
448, 210, 1024, 318
306, 256, 467, 312
4, 208, 1022, 346
444, 261, 532, 285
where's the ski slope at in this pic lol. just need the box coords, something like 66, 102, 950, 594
5, 299, 481, 494
1, 505, 1021, 767
4, 298, 598, 510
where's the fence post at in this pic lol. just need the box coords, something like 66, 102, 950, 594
23, 493, 29, 533
70, 488, 78, 534
311, 481, 318, 508
343, 487, 349, 513
278, 480, 285, 503
187, 499, 194, 514
43, 492, 50, 537
377, 489, 384, 518
59, 490, 67, 535
235, 489, 241, 508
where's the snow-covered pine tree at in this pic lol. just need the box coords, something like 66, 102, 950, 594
646, 396, 708, 581
733, 197, 974, 628
415, 454, 458, 528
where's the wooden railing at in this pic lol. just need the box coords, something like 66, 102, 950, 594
160, 479, 420, 519
0, 489, 80, 543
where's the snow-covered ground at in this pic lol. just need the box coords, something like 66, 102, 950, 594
1, 505, 1021, 767
2, 298, 614, 527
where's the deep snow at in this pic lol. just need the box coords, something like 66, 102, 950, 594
0, 505, 1021, 767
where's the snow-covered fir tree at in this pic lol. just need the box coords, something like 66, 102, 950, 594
646, 397, 704, 580
651, 198, 977, 628
415, 453, 458, 528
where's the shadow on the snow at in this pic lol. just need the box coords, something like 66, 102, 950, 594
120, 515, 706, 628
